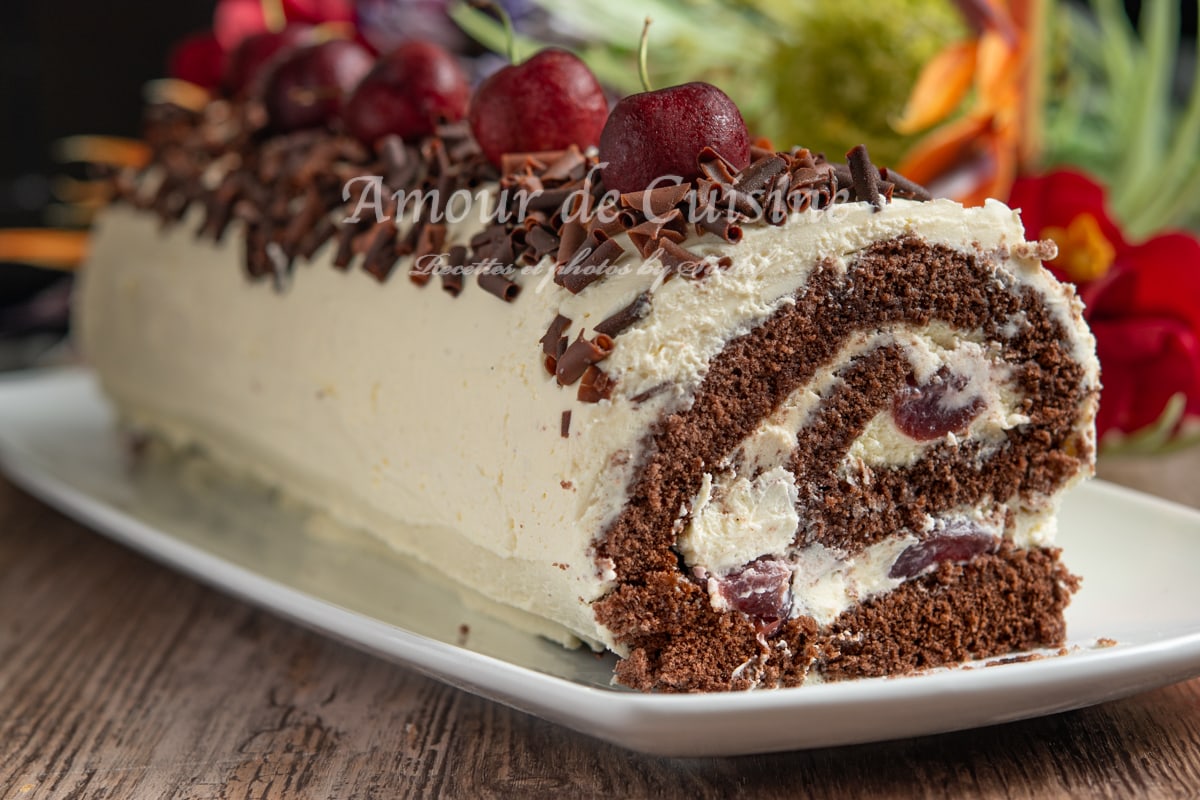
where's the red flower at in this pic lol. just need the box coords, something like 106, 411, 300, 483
1009, 169, 1200, 442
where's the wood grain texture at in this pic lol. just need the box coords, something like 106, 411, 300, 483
2, 471, 1200, 800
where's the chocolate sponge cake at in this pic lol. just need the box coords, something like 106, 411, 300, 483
77, 86, 1097, 691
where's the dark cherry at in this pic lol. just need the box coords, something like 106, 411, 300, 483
344, 40, 469, 144
892, 371, 986, 441
599, 82, 750, 195
223, 25, 315, 97
889, 522, 997, 580
468, 48, 608, 168
263, 39, 373, 133
168, 31, 226, 91
718, 557, 793, 635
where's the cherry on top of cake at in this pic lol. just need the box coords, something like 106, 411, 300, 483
136, 8, 934, 302
598, 19, 750, 196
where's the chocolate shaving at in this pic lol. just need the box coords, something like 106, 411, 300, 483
296, 215, 336, 260
540, 313, 573, 358
586, 208, 636, 241
846, 145, 882, 209
556, 333, 614, 386
542, 146, 587, 183
556, 218, 587, 265
594, 292, 651, 338
525, 186, 575, 213
697, 147, 739, 185
526, 224, 560, 261
557, 236, 625, 294
619, 182, 692, 219
733, 155, 788, 195
654, 237, 730, 279
627, 210, 687, 258
560, 410, 571, 438
478, 267, 520, 301
410, 222, 446, 285
441, 244, 468, 296
881, 167, 932, 201
500, 150, 561, 176
577, 365, 615, 403
362, 222, 398, 282
696, 212, 743, 243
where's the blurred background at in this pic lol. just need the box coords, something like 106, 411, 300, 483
0, 0, 215, 368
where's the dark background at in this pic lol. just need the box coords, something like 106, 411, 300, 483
0, 0, 1179, 348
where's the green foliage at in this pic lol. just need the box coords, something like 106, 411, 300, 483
451, 0, 963, 164
1042, 1, 1200, 240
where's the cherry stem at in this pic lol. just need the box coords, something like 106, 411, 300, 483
471, 0, 518, 64
638, 17, 653, 93
261, 0, 287, 33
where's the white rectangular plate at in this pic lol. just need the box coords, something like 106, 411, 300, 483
2, 367, 1199, 756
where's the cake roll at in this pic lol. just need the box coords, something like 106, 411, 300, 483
77, 99, 1098, 692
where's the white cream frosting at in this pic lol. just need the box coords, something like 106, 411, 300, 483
77, 194, 1095, 649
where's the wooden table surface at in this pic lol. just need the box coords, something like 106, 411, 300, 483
1, 454, 1199, 799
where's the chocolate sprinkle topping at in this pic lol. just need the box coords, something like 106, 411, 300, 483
556, 333, 615, 386
557, 237, 626, 295
478, 267, 520, 302
560, 409, 571, 438
847, 144, 883, 210
440, 245, 468, 296
540, 313, 573, 359
594, 292, 651, 338
577, 365, 615, 403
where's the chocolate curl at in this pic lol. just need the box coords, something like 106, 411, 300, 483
654, 237, 730, 280
540, 313, 573, 358
525, 186, 575, 213
423, 136, 451, 176
697, 146, 739, 185
696, 212, 743, 243
594, 292, 650, 338
500, 150, 561, 176
733, 154, 788, 195
790, 147, 818, 169
362, 222, 399, 283
749, 144, 776, 162
541, 145, 587, 183
557, 236, 625, 294
619, 182, 692, 219
586, 207, 636, 241
628, 210, 687, 258
296, 215, 336, 261
441, 244, 468, 296
765, 172, 791, 226
880, 167, 932, 201
201, 171, 242, 241
409, 223, 446, 286
556, 218, 587, 265
577, 365, 615, 403
478, 267, 520, 301
332, 223, 358, 270
280, 187, 324, 257
556, 333, 614, 386
830, 162, 853, 195
525, 224, 560, 261
846, 145, 883, 209
243, 224, 270, 279
470, 223, 508, 253
560, 410, 572, 438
